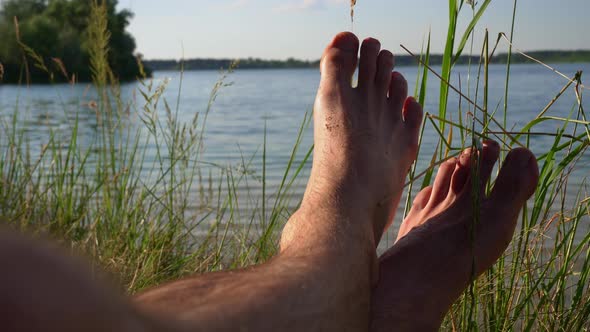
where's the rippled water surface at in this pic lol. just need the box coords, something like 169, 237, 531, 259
1, 63, 589, 243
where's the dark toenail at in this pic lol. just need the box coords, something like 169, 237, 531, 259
403, 96, 415, 109
510, 151, 533, 168
482, 141, 499, 160
483, 140, 499, 149
381, 50, 394, 59
528, 155, 537, 167
504, 150, 513, 163
523, 155, 535, 168
332, 33, 359, 52
364, 38, 380, 46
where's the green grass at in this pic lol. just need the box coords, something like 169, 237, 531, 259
0, 0, 589, 330
407, 1, 590, 330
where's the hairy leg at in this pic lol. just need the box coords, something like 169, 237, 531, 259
0, 226, 371, 332
136, 32, 423, 331
0, 32, 424, 332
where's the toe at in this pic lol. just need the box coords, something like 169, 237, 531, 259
479, 140, 500, 192
376, 50, 394, 95
450, 148, 475, 195
320, 32, 359, 85
358, 38, 381, 90
488, 148, 539, 217
476, 148, 539, 272
450, 141, 500, 203
399, 97, 423, 154
411, 186, 433, 212
398, 186, 432, 242
389, 72, 408, 113
402, 96, 423, 130
458, 147, 477, 169
427, 158, 457, 208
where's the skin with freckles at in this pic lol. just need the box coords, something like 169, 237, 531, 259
280, 34, 424, 253
1, 31, 423, 332
0, 32, 539, 332
137, 31, 424, 331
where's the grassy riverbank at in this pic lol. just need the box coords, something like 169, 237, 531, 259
0, 0, 588, 330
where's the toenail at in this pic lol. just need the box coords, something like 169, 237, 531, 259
459, 149, 476, 166
364, 38, 380, 46
482, 141, 499, 160
392, 71, 404, 81
460, 154, 469, 164
403, 96, 415, 109
381, 50, 394, 59
509, 150, 534, 168
483, 140, 499, 149
522, 154, 535, 168
528, 155, 537, 167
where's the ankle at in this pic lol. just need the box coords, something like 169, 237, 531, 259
305, 167, 376, 206
295, 198, 374, 245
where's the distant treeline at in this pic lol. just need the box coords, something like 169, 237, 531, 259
145, 58, 321, 71
145, 51, 590, 72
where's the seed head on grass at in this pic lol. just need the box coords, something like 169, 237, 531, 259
1, 0, 588, 327
51, 58, 71, 84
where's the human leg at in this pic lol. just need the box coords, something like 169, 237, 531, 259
136, 32, 423, 331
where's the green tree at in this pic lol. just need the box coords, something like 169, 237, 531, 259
0, 0, 149, 84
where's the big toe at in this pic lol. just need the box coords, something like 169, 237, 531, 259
488, 148, 539, 217
320, 32, 359, 85
477, 148, 539, 269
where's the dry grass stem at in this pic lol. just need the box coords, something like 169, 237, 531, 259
350, 0, 357, 23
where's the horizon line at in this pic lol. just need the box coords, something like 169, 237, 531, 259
142, 49, 590, 62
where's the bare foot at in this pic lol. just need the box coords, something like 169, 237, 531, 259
371, 142, 539, 331
280, 32, 423, 257
135, 32, 424, 332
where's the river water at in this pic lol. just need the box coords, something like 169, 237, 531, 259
1, 62, 589, 245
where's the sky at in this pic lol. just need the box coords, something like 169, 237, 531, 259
116, 0, 590, 60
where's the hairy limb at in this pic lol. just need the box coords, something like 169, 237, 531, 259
136, 202, 376, 332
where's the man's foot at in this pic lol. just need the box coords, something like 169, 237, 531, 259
280, 32, 423, 257
135, 32, 424, 332
371, 142, 539, 331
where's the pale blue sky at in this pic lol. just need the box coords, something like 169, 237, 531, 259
117, 0, 590, 60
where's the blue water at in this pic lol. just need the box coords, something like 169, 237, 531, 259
1, 62, 589, 244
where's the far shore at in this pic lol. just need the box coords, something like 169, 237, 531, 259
144, 50, 590, 71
